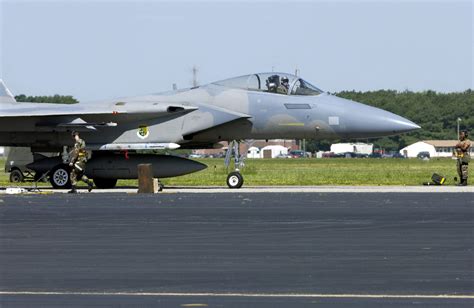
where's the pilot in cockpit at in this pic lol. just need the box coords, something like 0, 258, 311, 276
266, 75, 289, 94
277, 77, 289, 94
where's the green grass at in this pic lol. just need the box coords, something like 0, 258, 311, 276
157, 158, 458, 186
1, 157, 459, 187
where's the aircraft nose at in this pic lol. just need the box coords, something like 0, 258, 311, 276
337, 98, 421, 138
379, 113, 421, 133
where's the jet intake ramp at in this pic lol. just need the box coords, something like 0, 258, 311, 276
181, 103, 251, 137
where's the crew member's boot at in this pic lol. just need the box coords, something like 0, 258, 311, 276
456, 179, 467, 186
87, 180, 94, 192
68, 185, 77, 193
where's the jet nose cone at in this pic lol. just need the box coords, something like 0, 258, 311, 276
336, 97, 421, 138
385, 116, 421, 133
357, 109, 421, 137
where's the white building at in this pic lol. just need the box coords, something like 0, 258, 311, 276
260, 145, 289, 158
399, 140, 474, 158
246, 146, 261, 158
330, 143, 373, 155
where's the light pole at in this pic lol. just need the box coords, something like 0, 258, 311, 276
457, 118, 462, 140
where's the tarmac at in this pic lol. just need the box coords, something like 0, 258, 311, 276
1, 185, 474, 194
0, 191, 473, 307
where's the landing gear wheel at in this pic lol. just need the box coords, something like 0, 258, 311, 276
93, 178, 118, 189
50, 165, 72, 189
9, 169, 24, 183
227, 171, 244, 189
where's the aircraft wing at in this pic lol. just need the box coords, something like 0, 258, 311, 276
0, 102, 197, 118
0, 79, 250, 136
0, 102, 198, 131
0, 79, 197, 127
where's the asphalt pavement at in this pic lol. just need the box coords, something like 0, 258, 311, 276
0, 193, 473, 307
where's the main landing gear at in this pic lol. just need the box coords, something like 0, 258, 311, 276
225, 140, 245, 189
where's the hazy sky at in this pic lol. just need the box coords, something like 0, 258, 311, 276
1, 0, 472, 101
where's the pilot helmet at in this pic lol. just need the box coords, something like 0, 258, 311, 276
281, 76, 289, 83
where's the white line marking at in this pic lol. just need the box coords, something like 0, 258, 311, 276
0, 291, 473, 300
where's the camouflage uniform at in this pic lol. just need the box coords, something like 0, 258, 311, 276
277, 84, 288, 94
455, 138, 470, 185
69, 138, 93, 191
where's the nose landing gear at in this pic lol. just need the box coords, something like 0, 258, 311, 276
225, 140, 245, 189
227, 171, 244, 189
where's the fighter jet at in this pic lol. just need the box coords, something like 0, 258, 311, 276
0, 72, 420, 189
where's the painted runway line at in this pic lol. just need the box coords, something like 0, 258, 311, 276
1, 291, 473, 300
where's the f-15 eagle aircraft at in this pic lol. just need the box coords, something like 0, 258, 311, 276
0, 72, 420, 189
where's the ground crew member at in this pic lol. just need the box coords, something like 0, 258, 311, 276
455, 130, 470, 186
68, 131, 93, 193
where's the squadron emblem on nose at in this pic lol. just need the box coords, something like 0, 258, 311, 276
137, 125, 149, 139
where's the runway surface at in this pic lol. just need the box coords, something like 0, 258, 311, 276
0, 193, 473, 307
2, 185, 474, 194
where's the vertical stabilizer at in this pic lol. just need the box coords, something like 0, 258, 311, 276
0, 79, 17, 103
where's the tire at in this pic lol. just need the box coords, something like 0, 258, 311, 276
9, 169, 24, 183
226, 171, 244, 189
93, 178, 118, 189
49, 165, 72, 189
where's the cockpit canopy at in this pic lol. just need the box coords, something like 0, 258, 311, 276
213, 73, 323, 96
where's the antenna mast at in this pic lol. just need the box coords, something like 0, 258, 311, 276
192, 65, 199, 87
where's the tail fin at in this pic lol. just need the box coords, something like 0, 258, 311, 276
0, 79, 17, 104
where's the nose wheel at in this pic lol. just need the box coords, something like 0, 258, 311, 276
225, 140, 246, 189
227, 171, 244, 189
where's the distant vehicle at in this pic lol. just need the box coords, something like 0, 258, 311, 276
333, 152, 347, 158
4, 147, 57, 183
417, 151, 430, 159
188, 154, 204, 158
276, 153, 292, 159
342, 152, 368, 158
392, 152, 406, 159
289, 150, 309, 158
344, 152, 356, 158
368, 152, 382, 158
322, 152, 335, 158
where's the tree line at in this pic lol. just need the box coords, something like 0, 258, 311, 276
15, 94, 78, 105
15, 89, 473, 152
307, 89, 473, 152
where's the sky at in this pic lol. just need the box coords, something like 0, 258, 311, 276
0, 0, 472, 101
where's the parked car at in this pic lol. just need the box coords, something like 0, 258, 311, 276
289, 150, 310, 158
188, 154, 204, 158
392, 153, 406, 159
417, 151, 430, 159
368, 152, 382, 158
275, 154, 292, 159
